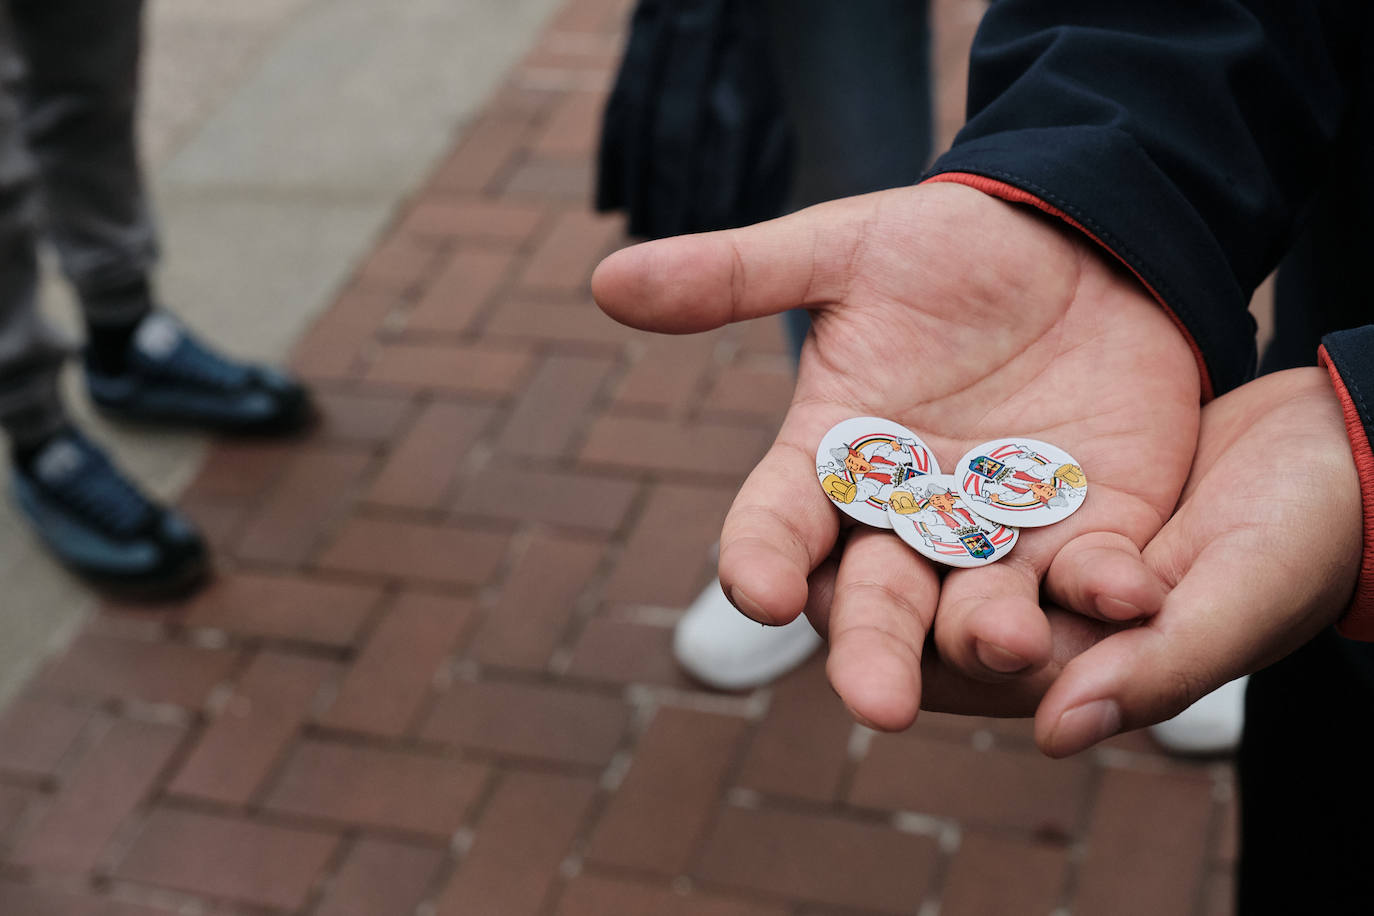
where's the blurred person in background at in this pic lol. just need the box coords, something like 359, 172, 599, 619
0, 0, 310, 595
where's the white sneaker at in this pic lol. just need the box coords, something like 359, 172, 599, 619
673, 578, 824, 690
1148, 676, 1247, 756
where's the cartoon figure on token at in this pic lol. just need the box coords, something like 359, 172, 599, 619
959, 439, 1087, 528
818, 434, 932, 510
888, 477, 1017, 568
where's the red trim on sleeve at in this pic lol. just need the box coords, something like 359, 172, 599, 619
922, 172, 1214, 402
1319, 346, 1374, 640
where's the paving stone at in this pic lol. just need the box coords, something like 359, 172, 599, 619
701, 365, 795, 418
565, 617, 688, 687
612, 333, 720, 412
501, 156, 594, 201
116, 808, 338, 911
319, 592, 477, 737
352, 233, 446, 295
233, 447, 373, 566
939, 831, 1070, 916
398, 196, 546, 245
0, 882, 165, 916
11, 720, 183, 872
482, 295, 641, 347
695, 806, 938, 914
849, 732, 1091, 836
180, 570, 381, 647
531, 90, 606, 157
364, 341, 532, 395
31, 634, 237, 708
420, 679, 628, 766
491, 353, 615, 458
313, 389, 418, 444
579, 416, 770, 478
0, 783, 36, 847
429, 117, 534, 193
0, 698, 92, 779
734, 657, 852, 803
1071, 767, 1215, 916
602, 483, 736, 608
366, 401, 494, 510
587, 707, 747, 875
265, 739, 488, 838
169, 652, 337, 805
180, 438, 295, 503
434, 771, 597, 915
291, 287, 404, 379
315, 838, 446, 916
517, 209, 622, 292
406, 248, 516, 333
317, 516, 509, 586
555, 875, 790, 916
453, 466, 638, 533
472, 533, 604, 670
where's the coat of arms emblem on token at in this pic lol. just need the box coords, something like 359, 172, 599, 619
816, 417, 939, 528
887, 475, 1018, 567
956, 438, 1087, 528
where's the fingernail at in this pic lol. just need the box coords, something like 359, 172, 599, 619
729, 586, 771, 624
1096, 595, 1144, 621
975, 640, 1031, 674
1052, 699, 1122, 754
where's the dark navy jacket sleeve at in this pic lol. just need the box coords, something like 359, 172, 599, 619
921, 1, 1374, 634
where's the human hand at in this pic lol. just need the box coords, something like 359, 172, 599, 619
593, 182, 1200, 729
1029, 367, 1361, 756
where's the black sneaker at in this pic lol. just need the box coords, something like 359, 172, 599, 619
9, 430, 208, 596
86, 311, 313, 434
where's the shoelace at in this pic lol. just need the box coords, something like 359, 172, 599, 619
49, 449, 154, 535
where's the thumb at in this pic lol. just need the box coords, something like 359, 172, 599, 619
591, 196, 874, 334
1033, 542, 1340, 758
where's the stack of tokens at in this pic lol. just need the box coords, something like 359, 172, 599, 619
815, 417, 1087, 568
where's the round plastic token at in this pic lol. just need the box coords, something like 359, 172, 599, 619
886, 474, 1018, 568
954, 437, 1087, 528
815, 417, 940, 528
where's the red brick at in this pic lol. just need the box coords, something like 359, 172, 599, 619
532, 91, 606, 157
169, 652, 337, 805
612, 333, 720, 412
1201, 868, 1236, 916
406, 248, 515, 333
518, 209, 622, 292
548, 0, 633, 32
233, 447, 373, 565
565, 618, 689, 687
430, 118, 533, 193
696, 807, 938, 913
1072, 768, 1215, 916
736, 315, 790, 357
0, 883, 164, 916
398, 196, 546, 244
0, 783, 35, 846
453, 466, 637, 533
181, 438, 294, 503
420, 679, 628, 766
483, 295, 641, 347
0, 698, 91, 778
556, 875, 789, 916
735, 657, 852, 803
940, 832, 1069, 916
265, 739, 487, 838
1216, 791, 1238, 865
701, 365, 795, 418
316, 838, 445, 916
32, 634, 236, 708
181, 571, 381, 647
352, 233, 445, 294
364, 341, 531, 395
521, 31, 623, 74
367, 401, 494, 509
588, 707, 746, 874
314, 389, 417, 444
11, 720, 182, 872
849, 733, 1091, 835
434, 772, 597, 916
501, 156, 594, 201
579, 417, 770, 478
602, 483, 736, 607
492, 354, 614, 458
116, 808, 339, 911
319, 592, 477, 737
317, 517, 508, 586
473, 534, 605, 669
292, 287, 404, 379
176, 495, 248, 552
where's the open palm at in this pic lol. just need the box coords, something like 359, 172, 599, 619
593, 182, 1201, 729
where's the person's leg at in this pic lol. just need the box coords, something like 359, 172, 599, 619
0, 4, 70, 456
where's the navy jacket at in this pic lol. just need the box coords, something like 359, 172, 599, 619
924, 0, 1374, 636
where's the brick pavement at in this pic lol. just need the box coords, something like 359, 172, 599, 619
0, 1, 1237, 913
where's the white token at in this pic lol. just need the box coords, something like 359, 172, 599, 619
955, 438, 1087, 528
816, 417, 940, 528
887, 474, 1018, 568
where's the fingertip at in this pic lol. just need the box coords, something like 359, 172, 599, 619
1036, 697, 1123, 758
826, 636, 921, 731
952, 595, 1053, 683
719, 538, 810, 626
1047, 535, 1167, 622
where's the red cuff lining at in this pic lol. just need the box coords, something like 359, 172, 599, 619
1319, 346, 1374, 640
922, 172, 1214, 402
